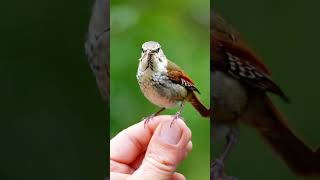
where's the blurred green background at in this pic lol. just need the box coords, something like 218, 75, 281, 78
110, 0, 210, 179
214, 1, 320, 179
0, 0, 107, 179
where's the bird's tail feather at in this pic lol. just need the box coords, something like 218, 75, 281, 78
249, 95, 320, 177
188, 91, 210, 118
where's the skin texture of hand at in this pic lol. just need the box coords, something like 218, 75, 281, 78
110, 115, 192, 180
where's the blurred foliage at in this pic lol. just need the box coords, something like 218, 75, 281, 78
110, 0, 210, 179
0, 0, 107, 179
213, 1, 320, 179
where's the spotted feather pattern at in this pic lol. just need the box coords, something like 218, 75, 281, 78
226, 52, 265, 83
224, 51, 289, 102
181, 78, 200, 94
167, 60, 200, 94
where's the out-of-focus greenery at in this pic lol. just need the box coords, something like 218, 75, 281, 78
110, 0, 210, 179
214, 1, 320, 179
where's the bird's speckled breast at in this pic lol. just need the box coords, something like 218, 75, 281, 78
137, 70, 187, 108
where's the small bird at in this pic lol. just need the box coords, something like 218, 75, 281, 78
211, 12, 320, 178
137, 41, 209, 126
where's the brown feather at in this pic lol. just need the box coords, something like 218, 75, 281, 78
167, 60, 200, 93
187, 91, 210, 117
246, 94, 320, 176
212, 13, 289, 102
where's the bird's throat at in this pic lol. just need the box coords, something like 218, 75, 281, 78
144, 54, 154, 71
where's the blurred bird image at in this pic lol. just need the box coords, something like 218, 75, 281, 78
85, 0, 109, 104
85, 0, 109, 180
211, 12, 320, 179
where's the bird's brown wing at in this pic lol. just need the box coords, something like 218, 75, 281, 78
167, 60, 200, 94
212, 16, 289, 102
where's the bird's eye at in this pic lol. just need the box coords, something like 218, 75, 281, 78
155, 48, 160, 53
142, 48, 145, 53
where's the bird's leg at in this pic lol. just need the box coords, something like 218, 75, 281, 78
144, 107, 166, 128
170, 101, 185, 127
212, 128, 239, 180
220, 128, 239, 162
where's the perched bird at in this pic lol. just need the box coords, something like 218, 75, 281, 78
137, 41, 209, 126
211, 12, 320, 178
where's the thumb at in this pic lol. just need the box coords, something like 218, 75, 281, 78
130, 118, 192, 180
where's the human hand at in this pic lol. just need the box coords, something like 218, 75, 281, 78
110, 115, 192, 180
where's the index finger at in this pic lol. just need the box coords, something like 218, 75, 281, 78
110, 115, 187, 165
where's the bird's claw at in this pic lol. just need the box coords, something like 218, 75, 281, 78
170, 112, 181, 127
211, 159, 238, 180
143, 114, 155, 128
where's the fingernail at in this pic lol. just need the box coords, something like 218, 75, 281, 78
159, 121, 182, 144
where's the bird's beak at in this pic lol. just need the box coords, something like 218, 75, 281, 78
146, 51, 156, 61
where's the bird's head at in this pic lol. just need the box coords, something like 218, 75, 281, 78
139, 41, 167, 72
